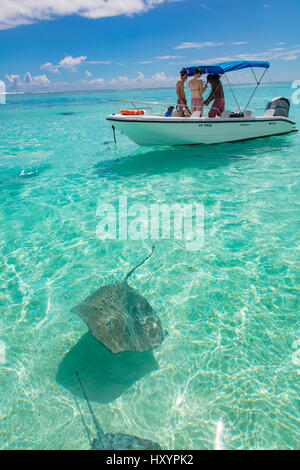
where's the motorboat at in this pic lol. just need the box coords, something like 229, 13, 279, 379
106, 61, 297, 146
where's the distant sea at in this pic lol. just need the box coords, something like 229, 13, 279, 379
0, 83, 299, 449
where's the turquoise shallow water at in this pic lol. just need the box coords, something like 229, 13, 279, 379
0, 83, 299, 450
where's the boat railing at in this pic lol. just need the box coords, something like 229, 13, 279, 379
109, 99, 212, 114
109, 99, 263, 117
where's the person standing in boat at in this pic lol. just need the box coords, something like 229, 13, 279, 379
176, 69, 191, 117
204, 74, 225, 118
189, 67, 207, 115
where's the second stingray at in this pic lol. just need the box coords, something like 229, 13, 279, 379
71, 246, 164, 354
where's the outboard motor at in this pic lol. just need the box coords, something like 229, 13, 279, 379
265, 97, 290, 117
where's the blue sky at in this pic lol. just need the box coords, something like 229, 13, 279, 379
1, 0, 300, 92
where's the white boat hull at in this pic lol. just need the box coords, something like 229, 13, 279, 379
107, 115, 297, 146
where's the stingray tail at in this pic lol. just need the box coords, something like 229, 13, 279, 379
75, 371, 106, 448
124, 244, 155, 282
74, 395, 93, 447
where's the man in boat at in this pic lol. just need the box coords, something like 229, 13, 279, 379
176, 69, 191, 117
189, 67, 207, 116
204, 74, 225, 118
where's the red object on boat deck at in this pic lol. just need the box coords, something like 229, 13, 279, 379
120, 109, 144, 115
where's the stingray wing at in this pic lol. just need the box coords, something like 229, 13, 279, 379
71, 284, 130, 353
123, 284, 164, 351
105, 433, 161, 450
71, 285, 119, 325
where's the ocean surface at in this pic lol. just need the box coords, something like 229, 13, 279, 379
0, 83, 299, 450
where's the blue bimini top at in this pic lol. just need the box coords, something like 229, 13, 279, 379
183, 60, 270, 76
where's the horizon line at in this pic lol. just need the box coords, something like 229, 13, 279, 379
3, 80, 294, 96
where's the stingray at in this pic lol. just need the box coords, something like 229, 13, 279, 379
71, 246, 164, 354
75, 372, 161, 450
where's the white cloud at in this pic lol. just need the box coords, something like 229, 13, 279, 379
106, 70, 174, 89
38, 75, 50, 85
152, 71, 167, 80
41, 56, 112, 73
137, 71, 145, 81
185, 45, 300, 65
86, 60, 113, 64
237, 47, 300, 61
136, 60, 154, 64
175, 42, 224, 50
190, 57, 234, 65
174, 41, 248, 51
85, 70, 173, 89
59, 55, 87, 70
179, 42, 220, 50
41, 62, 60, 74
5, 74, 21, 87
282, 55, 298, 61
175, 41, 250, 50
90, 77, 105, 84
24, 72, 32, 83
187, 45, 300, 70
5, 72, 50, 90
29, 74, 51, 85
155, 55, 182, 60
4, 69, 178, 92
0, 0, 179, 30
136, 55, 182, 64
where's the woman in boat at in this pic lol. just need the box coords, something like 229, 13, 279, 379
189, 67, 207, 115
204, 74, 225, 118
